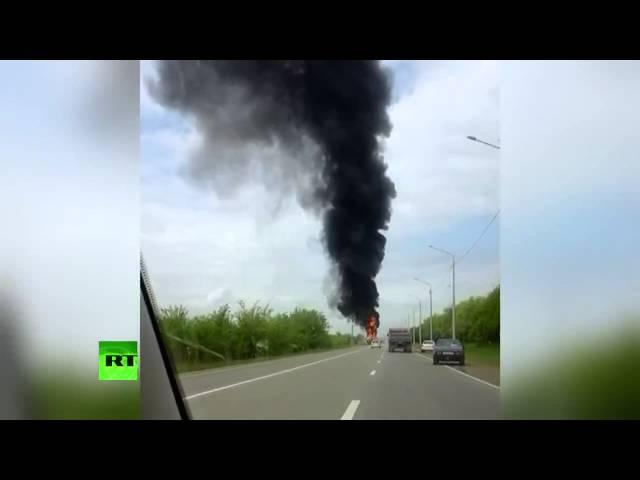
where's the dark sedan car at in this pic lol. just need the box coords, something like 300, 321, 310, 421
433, 338, 465, 365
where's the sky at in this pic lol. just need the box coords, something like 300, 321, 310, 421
499, 60, 640, 378
140, 60, 500, 335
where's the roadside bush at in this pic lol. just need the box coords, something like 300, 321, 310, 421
415, 285, 499, 345
159, 302, 353, 369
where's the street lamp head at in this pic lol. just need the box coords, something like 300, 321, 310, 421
467, 136, 477, 141
414, 277, 432, 288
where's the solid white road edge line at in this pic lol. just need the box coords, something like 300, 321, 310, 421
341, 400, 360, 420
185, 348, 367, 400
181, 346, 362, 378
413, 353, 500, 390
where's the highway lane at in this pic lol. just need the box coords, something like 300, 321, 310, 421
181, 346, 500, 420
355, 352, 500, 419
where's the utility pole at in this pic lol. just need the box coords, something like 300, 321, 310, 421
428, 245, 457, 340
411, 310, 415, 344
408, 294, 420, 346
418, 300, 422, 345
414, 278, 433, 341
351, 322, 354, 345
429, 287, 433, 340
452, 257, 456, 339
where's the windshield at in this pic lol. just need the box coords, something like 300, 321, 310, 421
436, 339, 462, 347
141, 59, 500, 420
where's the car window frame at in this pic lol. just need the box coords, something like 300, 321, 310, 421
141, 254, 192, 420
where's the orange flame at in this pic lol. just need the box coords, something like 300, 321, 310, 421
366, 315, 378, 340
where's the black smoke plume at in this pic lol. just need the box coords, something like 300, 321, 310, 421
147, 61, 396, 329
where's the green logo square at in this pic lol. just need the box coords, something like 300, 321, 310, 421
99, 341, 138, 381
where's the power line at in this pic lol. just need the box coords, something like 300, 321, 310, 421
457, 209, 500, 266
434, 209, 500, 278
422, 210, 500, 310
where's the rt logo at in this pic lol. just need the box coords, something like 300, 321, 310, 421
99, 341, 139, 381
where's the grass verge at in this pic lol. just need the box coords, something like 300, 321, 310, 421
463, 342, 500, 367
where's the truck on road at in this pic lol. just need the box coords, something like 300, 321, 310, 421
388, 328, 412, 353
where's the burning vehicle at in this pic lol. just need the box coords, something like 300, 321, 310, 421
365, 311, 380, 344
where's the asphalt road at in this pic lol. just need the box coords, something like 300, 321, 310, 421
180, 346, 500, 420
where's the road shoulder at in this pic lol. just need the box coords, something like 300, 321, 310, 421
415, 351, 500, 387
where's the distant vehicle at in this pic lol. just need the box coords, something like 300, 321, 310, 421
433, 338, 465, 365
420, 340, 434, 352
370, 340, 381, 349
388, 328, 412, 353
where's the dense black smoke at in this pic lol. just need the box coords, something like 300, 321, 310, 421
147, 61, 395, 329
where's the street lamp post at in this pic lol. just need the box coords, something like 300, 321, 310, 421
418, 300, 422, 345
428, 245, 457, 340
409, 307, 416, 345
467, 135, 500, 149
429, 288, 432, 340
412, 309, 415, 345
414, 278, 433, 341
409, 294, 421, 346
410, 308, 415, 345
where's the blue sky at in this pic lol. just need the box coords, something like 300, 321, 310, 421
140, 60, 501, 333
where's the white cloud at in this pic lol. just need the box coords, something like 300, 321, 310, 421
385, 60, 499, 234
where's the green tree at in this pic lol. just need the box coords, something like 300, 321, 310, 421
234, 301, 270, 359
422, 286, 500, 344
